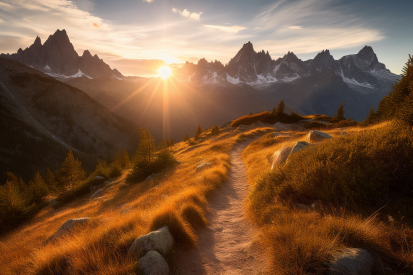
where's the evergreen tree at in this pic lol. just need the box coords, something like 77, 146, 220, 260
120, 148, 131, 169
28, 172, 49, 203
334, 103, 346, 121
271, 106, 277, 116
195, 125, 202, 140
364, 107, 377, 125
45, 168, 57, 192
1, 172, 27, 215
250, 111, 253, 116
135, 129, 156, 164
183, 133, 189, 142
58, 150, 86, 192
276, 100, 285, 114
211, 125, 220, 135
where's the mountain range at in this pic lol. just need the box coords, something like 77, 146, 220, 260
1, 29, 123, 80
0, 30, 401, 143
0, 57, 139, 182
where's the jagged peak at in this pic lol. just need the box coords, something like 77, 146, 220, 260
241, 41, 254, 52
82, 50, 92, 58
358, 45, 374, 55
33, 36, 41, 46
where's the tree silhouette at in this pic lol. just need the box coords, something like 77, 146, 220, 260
58, 150, 86, 192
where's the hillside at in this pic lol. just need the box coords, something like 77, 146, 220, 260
1, 115, 413, 274
0, 57, 139, 181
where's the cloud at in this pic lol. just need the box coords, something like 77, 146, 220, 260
0, 18, 4, 23
204, 25, 247, 34
92, 23, 100, 28
143, 0, 153, 2
289, 26, 302, 29
23, 18, 32, 23
172, 7, 202, 21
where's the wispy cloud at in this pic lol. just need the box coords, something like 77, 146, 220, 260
172, 7, 202, 21
204, 25, 247, 34
92, 23, 100, 28
289, 26, 302, 29
23, 18, 32, 23
143, 0, 153, 2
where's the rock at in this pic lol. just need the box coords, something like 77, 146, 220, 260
196, 162, 212, 172
137, 251, 169, 275
274, 122, 304, 131
286, 141, 314, 163
129, 226, 174, 258
95, 176, 105, 180
45, 218, 90, 243
271, 146, 293, 170
48, 199, 57, 207
311, 200, 322, 210
237, 125, 249, 131
90, 189, 104, 200
307, 130, 332, 143
329, 248, 374, 275
342, 131, 348, 136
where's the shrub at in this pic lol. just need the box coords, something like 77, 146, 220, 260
211, 125, 220, 135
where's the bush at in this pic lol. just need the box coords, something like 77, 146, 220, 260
56, 176, 105, 205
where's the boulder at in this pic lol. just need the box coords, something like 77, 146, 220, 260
137, 251, 169, 275
274, 122, 304, 131
307, 130, 332, 143
95, 176, 105, 180
329, 248, 374, 275
286, 141, 314, 163
45, 218, 90, 243
90, 189, 104, 200
129, 226, 174, 258
271, 146, 293, 170
342, 131, 348, 136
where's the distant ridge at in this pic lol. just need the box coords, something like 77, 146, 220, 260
1, 29, 124, 80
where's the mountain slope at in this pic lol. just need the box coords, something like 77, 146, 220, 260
1, 29, 123, 80
0, 57, 139, 181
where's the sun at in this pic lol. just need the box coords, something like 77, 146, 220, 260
158, 66, 172, 79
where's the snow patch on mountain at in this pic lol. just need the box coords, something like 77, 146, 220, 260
46, 69, 92, 80
226, 74, 241, 84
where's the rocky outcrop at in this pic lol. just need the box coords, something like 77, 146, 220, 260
129, 226, 174, 259
45, 218, 90, 243
286, 141, 314, 163
271, 146, 292, 169
137, 251, 169, 275
307, 130, 332, 143
329, 248, 374, 275
90, 189, 104, 200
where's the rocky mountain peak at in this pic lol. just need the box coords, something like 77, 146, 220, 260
33, 36, 42, 46
82, 50, 92, 58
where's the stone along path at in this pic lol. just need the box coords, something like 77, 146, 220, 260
170, 139, 268, 274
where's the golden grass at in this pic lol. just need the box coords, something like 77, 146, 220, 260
0, 126, 258, 274
242, 121, 413, 274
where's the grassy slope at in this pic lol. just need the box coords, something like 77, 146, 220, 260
0, 124, 270, 275
242, 122, 413, 274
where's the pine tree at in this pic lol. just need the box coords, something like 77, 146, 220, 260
58, 150, 86, 192
29, 172, 49, 203
271, 106, 277, 116
250, 111, 253, 116
120, 148, 131, 169
135, 129, 156, 164
183, 133, 189, 142
334, 103, 346, 121
45, 168, 57, 192
195, 125, 202, 140
276, 100, 285, 114
211, 125, 220, 135
364, 107, 377, 125
1, 172, 27, 215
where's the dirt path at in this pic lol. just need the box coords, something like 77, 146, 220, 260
170, 139, 268, 274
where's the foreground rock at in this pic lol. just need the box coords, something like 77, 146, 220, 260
329, 248, 374, 275
286, 141, 314, 163
45, 218, 90, 243
129, 226, 174, 258
271, 146, 292, 170
137, 251, 169, 275
274, 122, 304, 132
307, 130, 332, 143
90, 189, 104, 199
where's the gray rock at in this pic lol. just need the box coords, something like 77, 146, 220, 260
45, 218, 90, 243
307, 130, 332, 143
271, 146, 293, 170
342, 131, 348, 136
274, 122, 304, 131
286, 141, 314, 163
329, 248, 374, 275
129, 226, 174, 258
90, 189, 104, 200
137, 251, 169, 275
95, 176, 105, 180
296, 203, 311, 210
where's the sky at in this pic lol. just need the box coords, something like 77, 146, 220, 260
0, 0, 411, 76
